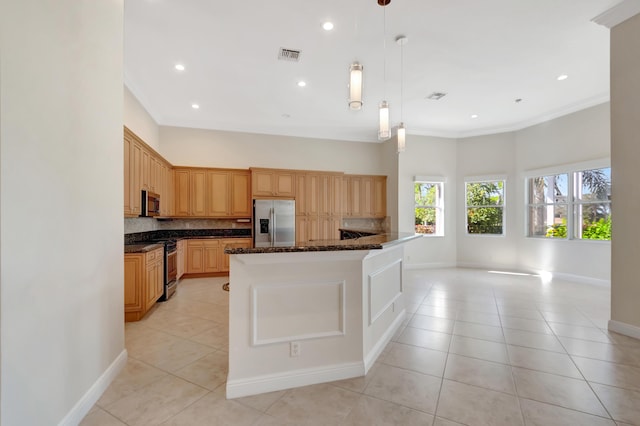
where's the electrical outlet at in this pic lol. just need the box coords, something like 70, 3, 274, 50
290, 341, 301, 357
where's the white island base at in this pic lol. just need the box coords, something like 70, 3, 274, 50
225, 244, 406, 399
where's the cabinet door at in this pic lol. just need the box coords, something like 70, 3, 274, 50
361, 176, 373, 217
155, 258, 164, 301
124, 255, 143, 312
331, 175, 343, 216
252, 170, 274, 196
349, 177, 362, 217
131, 142, 143, 215
308, 216, 320, 241
307, 174, 319, 216
177, 240, 185, 279
186, 243, 204, 273
373, 176, 386, 218
295, 174, 307, 215
207, 170, 230, 216
341, 177, 349, 216
174, 169, 190, 216
296, 215, 309, 243
318, 174, 331, 216
190, 170, 207, 216
141, 149, 151, 191
230, 171, 251, 217
275, 172, 295, 196
204, 241, 220, 273
145, 262, 158, 308
124, 135, 132, 215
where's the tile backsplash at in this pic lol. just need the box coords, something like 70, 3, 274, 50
124, 218, 251, 234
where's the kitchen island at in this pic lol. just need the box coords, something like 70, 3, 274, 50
224, 233, 421, 398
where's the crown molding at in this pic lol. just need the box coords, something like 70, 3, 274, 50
592, 0, 640, 28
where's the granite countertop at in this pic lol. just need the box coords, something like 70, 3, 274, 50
338, 227, 382, 234
124, 243, 164, 254
225, 233, 421, 254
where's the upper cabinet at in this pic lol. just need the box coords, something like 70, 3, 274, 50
251, 168, 295, 198
343, 175, 387, 218
173, 167, 251, 218
124, 127, 172, 217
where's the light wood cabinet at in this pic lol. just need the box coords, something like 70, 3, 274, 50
220, 238, 252, 272
173, 168, 251, 218
251, 168, 295, 197
295, 171, 344, 242
190, 170, 207, 217
124, 247, 163, 322
124, 127, 173, 218
177, 239, 185, 280
343, 175, 387, 218
230, 171, 251, 217
186, 239, 221, 274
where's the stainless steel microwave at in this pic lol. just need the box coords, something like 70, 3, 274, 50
141, 190, 160, 217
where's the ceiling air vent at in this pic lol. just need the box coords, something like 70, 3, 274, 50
278, 47, 302, 62
426, 92, 447, 100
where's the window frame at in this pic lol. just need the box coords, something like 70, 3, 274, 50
464, 175, 506, 237
524, 159, 611, 241
413, 177, 445, 237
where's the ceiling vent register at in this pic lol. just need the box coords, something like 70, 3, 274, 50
278, 48, 301, 62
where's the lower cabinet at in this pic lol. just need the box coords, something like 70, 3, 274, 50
220, 238, 252, 272
184, 238, 253, 275
185, 239, 221, 274
177, 239, 185, 280
124, 247, 164, 322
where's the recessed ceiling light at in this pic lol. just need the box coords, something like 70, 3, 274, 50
191, 104, 199, 109
282, 114, 291, 118
175, 64, 185, 71
557, 74, 568, 81
322, 22, 334, 31
471, 114, 479, 119
297, 81, 307, 87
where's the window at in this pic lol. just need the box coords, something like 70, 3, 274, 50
526, 167, 611, 240
465, 180, 505, 235
414, 181, 444, 235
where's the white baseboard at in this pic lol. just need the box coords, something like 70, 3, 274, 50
226, 361, 364, 399
404, 262, 456, 270
58, 349, 128, 426
608, 320, 640, 341
363, 309, 406, 373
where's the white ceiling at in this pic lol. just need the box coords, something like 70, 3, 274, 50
124, 0, 620, 142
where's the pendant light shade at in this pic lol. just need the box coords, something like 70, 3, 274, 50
397, 122, 406, 152
349, 62, 363, 110
378, 100, 390, 140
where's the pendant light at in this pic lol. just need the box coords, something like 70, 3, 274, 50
378, 0, 391, 140
396, 35, 407, 153
349, 62, 363, 110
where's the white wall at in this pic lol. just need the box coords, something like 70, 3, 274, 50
515, 103, 611, 283
456, 132, 520, 270
159, 126, 383, 174
124, 85, 160, 150
399, 135, 458, 268
1, 1, 125, 424
454, 104, 610, 282
611, 13, 640, 330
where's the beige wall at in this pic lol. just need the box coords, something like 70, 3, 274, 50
124, 85, 160, 150
1, 1, 125, 424
159, 126, 384, 174
611, 13, 640, 330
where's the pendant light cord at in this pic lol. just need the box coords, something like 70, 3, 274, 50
400, 38, 403, 121
383, 5, 387, 100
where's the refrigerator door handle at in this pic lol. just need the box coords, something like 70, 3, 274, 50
270, 208, 275, 245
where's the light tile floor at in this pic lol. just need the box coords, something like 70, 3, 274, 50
81, 268, 640, 426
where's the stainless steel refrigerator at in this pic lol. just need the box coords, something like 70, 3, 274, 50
253, 199, 296, 247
